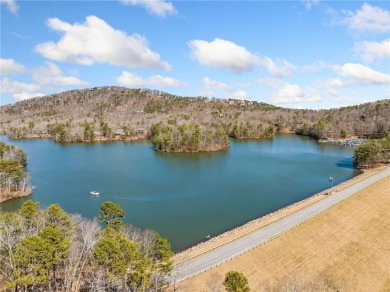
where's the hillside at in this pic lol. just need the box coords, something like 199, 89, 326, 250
0, 87, 389, 144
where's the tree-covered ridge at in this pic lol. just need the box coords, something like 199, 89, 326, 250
354, 137, 390, 168
0, 142, 31, 202
0, 87, 389, 144
0, 200, 174, 291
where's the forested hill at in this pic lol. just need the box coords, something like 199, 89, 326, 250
0, 86, 389, 142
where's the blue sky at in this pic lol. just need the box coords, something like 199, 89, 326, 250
1, 0, 389, 109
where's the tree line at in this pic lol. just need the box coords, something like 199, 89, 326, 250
0, 142, 30, 202
0, 200, 173, 291
151, 122, 229, 152
1, 87, 389, 148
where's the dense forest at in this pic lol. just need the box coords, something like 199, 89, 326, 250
0, 142, 31, 202
0, 87, 389, 149
0, 200, 174, 291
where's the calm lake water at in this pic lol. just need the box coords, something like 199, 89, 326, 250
0, 134, 360, 251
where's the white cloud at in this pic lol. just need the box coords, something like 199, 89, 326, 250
229, 90, 251, 100
259, 78, 322, 104
302, 0, 319, 10
337, 63, 390, 85
1, 77, 43, 101
32, 62, 87, 86
317, 63, 390, 90
189, 38, 295, 77
303, 61, 335, 72
258, 57, 295, 77
321, 78, 352, 88
354, 39, 390, 61
0, 0, 19, 14
0, 58, 26, 75
335, 96, 360, 107
327, 88, 339, 98
272, 87, 322, 104
258, 77, 284, 88
116, 71, 184, 88
36, 16, 171, 70
9, 32, 30, 39
272, 83, 305, 104
12, 92, 44, 101
120, 0, 176, 17
343, 3, 390, 33
202, 77, 232, 92
189, 38, 260, 73
201, 77, 251, 100
1, 77, 40, 93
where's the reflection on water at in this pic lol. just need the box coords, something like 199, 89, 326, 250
0, 134, 360, 251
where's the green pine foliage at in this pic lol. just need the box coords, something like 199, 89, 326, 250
223, 271, 250, 292
0, 142, 30, 198
0, 200, 174, 291
354, 137, 390, 168
98, 201, 125, 230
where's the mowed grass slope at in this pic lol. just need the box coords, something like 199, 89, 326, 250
181, 176, 390, 291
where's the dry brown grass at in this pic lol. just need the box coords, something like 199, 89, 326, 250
179, 175, 390, 292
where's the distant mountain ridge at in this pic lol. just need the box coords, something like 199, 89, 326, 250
0, 86, 389, 143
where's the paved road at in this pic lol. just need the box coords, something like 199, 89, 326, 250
170, 166, 390, 283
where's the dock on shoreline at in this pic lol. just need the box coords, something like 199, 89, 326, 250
318, 137, 367, 147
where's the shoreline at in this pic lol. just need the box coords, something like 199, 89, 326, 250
174, 165, 386, 264
7, 133, 148, 143
0, 187, 33, 203
154, 143, 230, 153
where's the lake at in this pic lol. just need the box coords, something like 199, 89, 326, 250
0, 134, 361, 251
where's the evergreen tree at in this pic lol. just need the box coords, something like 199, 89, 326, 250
18, 199, 41, 231
39, 226, 70, 289
91, 227, 144, 290
99, 201, 125, 230
10, 236, 55, 290
44, 204, 75, 236
223, 271, 250, 292
148, 232, 174, 290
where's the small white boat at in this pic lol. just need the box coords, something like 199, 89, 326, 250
90, 191, 100, 196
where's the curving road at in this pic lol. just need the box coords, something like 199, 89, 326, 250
170, 166, 390, 283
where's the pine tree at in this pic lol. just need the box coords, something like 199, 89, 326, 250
98, 201, 125, 230
223, 271, 250, 292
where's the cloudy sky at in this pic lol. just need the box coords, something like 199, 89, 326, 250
0, 0, 389, 108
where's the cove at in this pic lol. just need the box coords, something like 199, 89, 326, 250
0, 134, 361, 251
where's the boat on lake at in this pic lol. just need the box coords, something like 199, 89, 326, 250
90, 191, 100, 196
